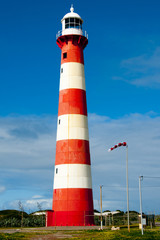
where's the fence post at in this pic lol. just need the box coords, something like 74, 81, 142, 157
105, 215, 107, 226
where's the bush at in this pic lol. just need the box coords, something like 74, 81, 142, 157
0, 210, 45, 227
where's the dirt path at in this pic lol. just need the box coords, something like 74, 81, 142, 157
30, 231, 73, 240
0, 226, 108, 239
0, 225, 106, 233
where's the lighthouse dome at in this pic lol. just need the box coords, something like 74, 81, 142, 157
61, 6, 83, 23
61, 5, 83, 36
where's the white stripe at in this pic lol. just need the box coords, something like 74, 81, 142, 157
53, 164, 92, 189
60, 62, 86, 91
57, 114, 89, 141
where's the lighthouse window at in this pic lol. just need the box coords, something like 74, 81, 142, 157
61, 68, 63, 73
59, 119, 60, 124
56, 168, 58, 174
79, 20, 82, 29
65, 18, 69, 28
75, 18, 80, 29
65, 18, 82, 30
63, 52, 67, 59
70, 18, 74, 27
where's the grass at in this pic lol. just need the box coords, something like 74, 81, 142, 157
0, 232, 27, 240
70, 229, 160, 240
0, 230, 57, 240
0, 228, 160, 239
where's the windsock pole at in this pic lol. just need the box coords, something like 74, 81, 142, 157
108, 142, 130, 232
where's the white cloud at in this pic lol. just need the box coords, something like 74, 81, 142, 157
94, 200, 124, 212
0, 115, 57, 170
8, 198, 52, 212
25, 199, 52, 210
117, 46, 160, 87
32, 195, 44, 199
0, 186, 5, 193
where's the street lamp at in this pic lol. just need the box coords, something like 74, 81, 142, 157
139, 176, 143, 235
100, 185, 103, 230
108, 142, 130, 232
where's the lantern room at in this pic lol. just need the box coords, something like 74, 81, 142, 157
61, 5, 83, 36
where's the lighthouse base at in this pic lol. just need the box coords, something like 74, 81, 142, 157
46, 210, 94, 226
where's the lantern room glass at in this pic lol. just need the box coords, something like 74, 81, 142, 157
65, 18, 82, 29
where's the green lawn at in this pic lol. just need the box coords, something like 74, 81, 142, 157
72, 229, 160, 240
0, 228, 160, 240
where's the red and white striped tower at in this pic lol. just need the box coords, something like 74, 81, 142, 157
46, 6, 94, 226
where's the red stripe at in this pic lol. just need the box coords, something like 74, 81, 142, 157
55, 139, 90, 165
55, 152, 90, 165
61, 39, 84, 64
58, 89, 87, 116
52, 188, 94, 212
56, 35, 88, 64
46, 210, 94, 226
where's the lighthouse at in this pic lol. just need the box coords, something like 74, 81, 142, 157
46, 6, 94, 226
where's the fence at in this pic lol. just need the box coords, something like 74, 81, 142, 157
94, 212, 139, 227
47, 211, 140, 227
56, 30, 88, 39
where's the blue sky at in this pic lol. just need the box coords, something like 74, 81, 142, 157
1, 0, 160, 214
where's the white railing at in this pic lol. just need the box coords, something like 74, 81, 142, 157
56, 30, 88, 39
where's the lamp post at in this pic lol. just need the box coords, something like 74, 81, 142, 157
126, 145, 130, 232
139, 176, 143, 235
108, 142, 130, 232
100, 185, 103, 230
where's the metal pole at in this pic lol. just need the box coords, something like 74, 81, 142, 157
139, 176, 143, 235
100, 185, 103, 230
126, 145, 130, 232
